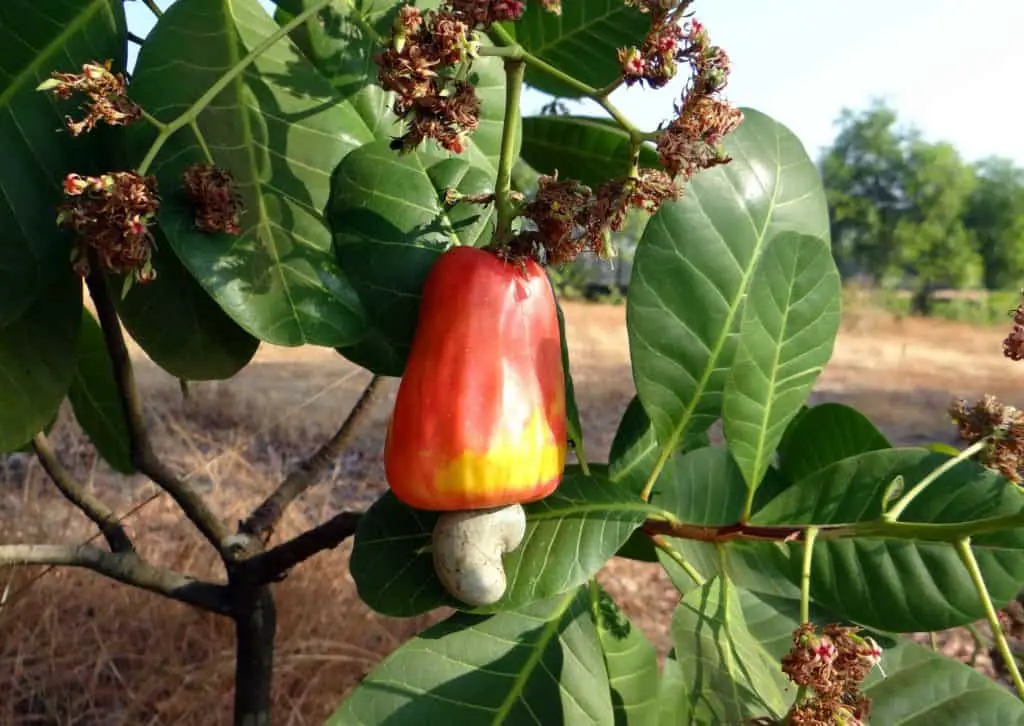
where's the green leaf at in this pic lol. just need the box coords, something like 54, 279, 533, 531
67, 309, 133, 474
520, 115, 659, 188
127, 0, 371, 347
0, 270, 82, 452
627, 108, 829, 471
350, 471, 663, 617
331, 588, 614, 725
651, 446, 747, 526
661, 578, 789, 724
492, 3, 651, 98
722, 232, 841, 497
658, 539, 800, 602
329, 140, 496, 375
862, 640, 1024, 724
556, 299, 586, 462
0, 0, 125, 324
590, 584, 659, 726
608, 396, 709, 497
113, 228, 259, 380
777, 402, 891, 484
276, 0, 514, 174
792, 453, 1024, 631
751, 448, 927, 526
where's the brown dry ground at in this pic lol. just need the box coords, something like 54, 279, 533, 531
1, 293, 1022, 724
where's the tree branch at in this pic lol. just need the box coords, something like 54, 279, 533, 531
239, 511, 362, 584
85, 266, 229, 554
0, 544, 231, 615
31, 432, 134, 554
239, 376, 383, 542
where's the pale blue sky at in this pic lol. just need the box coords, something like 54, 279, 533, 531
125, 0, 1024, 165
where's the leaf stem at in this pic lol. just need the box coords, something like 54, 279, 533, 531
651, 535, 704, 587
884, 438, 990, 521
493, 58, 525, 243
486, 23, 644, 144
141, 0, 163, 19
136, 0, 332, 175
800, 527, 817, 623
955, 537, 1024, 700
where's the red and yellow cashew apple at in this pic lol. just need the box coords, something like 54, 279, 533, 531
383, 245, 569, 605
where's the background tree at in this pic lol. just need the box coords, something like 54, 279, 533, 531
964, 156, 1024, 290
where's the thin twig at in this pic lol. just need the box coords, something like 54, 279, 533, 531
239, 511, 363, 584
127, 30, 146, 46
140, 0, 163, 18
85, 265, 229, 554
239, 376, 383, 542
31, 432, 134, 554
0, 544, 230, 615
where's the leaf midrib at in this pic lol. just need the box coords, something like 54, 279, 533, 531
490, 590, 576, 724
655, 127, 785, 467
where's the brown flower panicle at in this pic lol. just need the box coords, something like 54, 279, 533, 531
1002, 290, 1024, 361
377, 6, 481, 153
181, 164, 244, 235
949, 395, 1024, 484
618, 14, 684, 89
781, 623, 881, 726
58, 172, 160, 284
447, 0, 525, 25
656, 18, 743, 180
39, 60, 141, 136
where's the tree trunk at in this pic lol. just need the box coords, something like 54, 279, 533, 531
910, 284, 934, 316
233, 585, 277, 726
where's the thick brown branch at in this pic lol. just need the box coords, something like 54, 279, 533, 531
31, 432, 134, 553
239, 511, 362, 584
643, 519, 805, 543
85, 267, 229, 553
239, 376, 383, 542
0, 544, 231, 615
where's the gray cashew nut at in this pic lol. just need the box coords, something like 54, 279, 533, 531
432, 503, 527, 606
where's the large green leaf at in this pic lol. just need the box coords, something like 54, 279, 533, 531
762, 451, 1024, 631
862, 640, 1024, 724
722, 232, 841, 500
660, 578, 789, 724
520, 115, 659, 189
590, 584, 659, 726
651, 446, 747, 526
329, 139, 496, 375
330, 588, 614, 725
0, 0, 125, 324
127, 0, 371, 347
350, 470, 663, 616
608, 396, 709, 497
277, 0, 513, 174
0, 270, 82, 452
113, 228, 259, 380
627, 108, 829, 472
492, 2, 651, 98
777, 402, 891, 484
556, 299, 586, 463
67, 308, 133, 474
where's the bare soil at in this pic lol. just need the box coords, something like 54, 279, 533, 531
1, 299, 1021, 724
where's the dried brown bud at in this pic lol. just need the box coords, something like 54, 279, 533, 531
949, 395, 1024, 484
39, 60, 140, 136
447, 0, 526, 26
181, 163, 244, 235
57, 171, 160, 284
1003, 290, 1024, 361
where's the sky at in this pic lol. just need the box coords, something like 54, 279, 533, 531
124, 0, 1024, 165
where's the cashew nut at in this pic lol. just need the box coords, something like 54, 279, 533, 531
432, 503, 527, 606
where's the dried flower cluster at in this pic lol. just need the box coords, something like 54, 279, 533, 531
949, 395, 1024, 484
655, 18, 743, 180
447, 0, 525, 25
181, 164, 244, 235
1003, 290, 1024, 361
38, 60, 141, 136
618, 2, 687, 89
58, 172, 160, 284
506, 169, 680, 265
781, 623, 882, 725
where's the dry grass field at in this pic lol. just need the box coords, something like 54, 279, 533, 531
1, 295, 1022, 724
